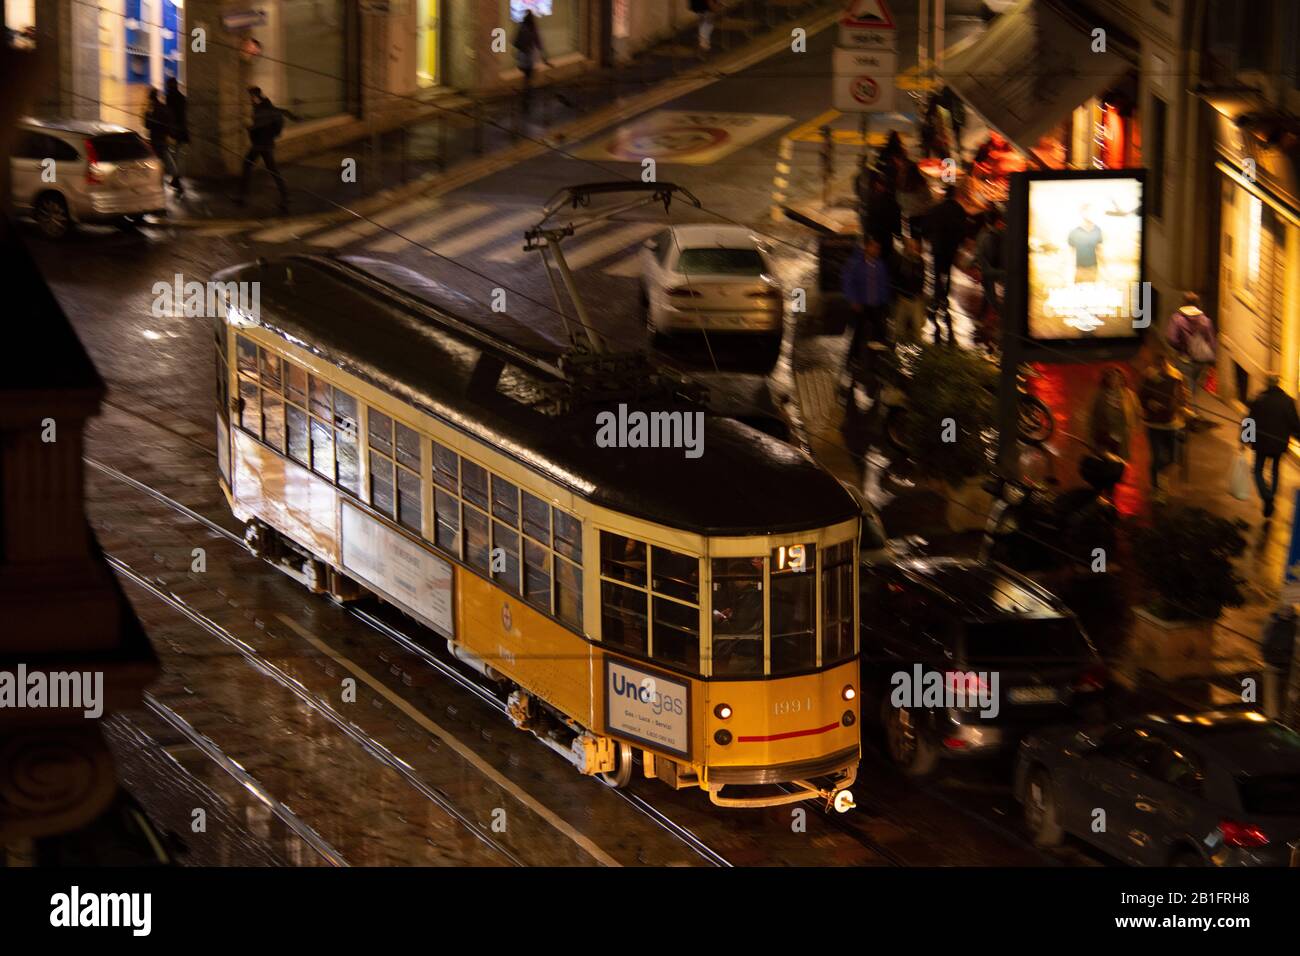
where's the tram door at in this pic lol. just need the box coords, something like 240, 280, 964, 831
215, 317, 232, 487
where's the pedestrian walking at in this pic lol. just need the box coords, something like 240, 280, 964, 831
235, 87, 290, 214
690, 0, 720, 53
1166, 291, 1218, 419
889, 237, 926, 344
1244, 373, 1300, 520
1087, 365, 1139, 463
164, 76, 188, 196
840, 236, 892, 401
896, 158, 932, 238
1261, 605, 1297, 718
1138, 354, 1189, 502
861, 166, 901, 254
143, 88, 177, 185
918, 184, 971, 344
513, 11, 551, 117
973, 207, 1006, 352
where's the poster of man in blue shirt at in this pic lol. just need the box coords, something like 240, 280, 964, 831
1067, 204, 1103, 284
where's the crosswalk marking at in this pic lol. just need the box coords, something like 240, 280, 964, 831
249, 217, 332, 243
432, 209, 538, 259
365, 203, 491, 254
308, 195, 442, 248
560, 223, 660, 272
603, 252, 643, 278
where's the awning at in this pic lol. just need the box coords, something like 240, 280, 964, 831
939, 0, 1137, 155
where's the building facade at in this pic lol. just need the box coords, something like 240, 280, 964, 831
11, 0, 735, 175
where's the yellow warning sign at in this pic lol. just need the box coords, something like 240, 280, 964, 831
576, 110, 794, 166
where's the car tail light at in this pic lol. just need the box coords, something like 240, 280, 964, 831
666, 287, 702, 298
1073, 665, 1108, 693
1219, 820, 1270, 848
945, 671, 989, 698
84, 139, 103, 185
942, 737, 969, 750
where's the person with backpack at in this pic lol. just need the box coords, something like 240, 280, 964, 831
165, 76, 188, 196
1166, 291, 1217, 418
514, 11, 551, 117
1138, 354, 1189, 501
1244, 374, 1300, 519
235, 86, 289, 214
143, 88, 176, 184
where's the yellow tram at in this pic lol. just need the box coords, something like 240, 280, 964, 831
211, 255, 860, 809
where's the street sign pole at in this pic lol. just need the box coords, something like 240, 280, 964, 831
998, 173, 1029, 483
918, 0, 928, 75
934, 0, 944, 72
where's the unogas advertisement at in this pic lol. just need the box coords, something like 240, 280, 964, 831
1026, 174, 1144, 341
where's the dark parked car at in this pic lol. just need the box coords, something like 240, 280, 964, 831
860, 557, 1107, 776
1015, 712, 1300, 866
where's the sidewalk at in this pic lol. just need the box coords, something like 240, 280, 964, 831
169, 1, 839, 227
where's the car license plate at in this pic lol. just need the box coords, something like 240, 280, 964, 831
1008, 686, 1059, 704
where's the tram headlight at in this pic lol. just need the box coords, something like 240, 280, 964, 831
713, 703, 732, 720
714, 729, 733, 746
842, 710, 856, 727
842, 685, 856, 701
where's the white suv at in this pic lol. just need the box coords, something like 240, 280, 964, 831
10, 118, 166, 239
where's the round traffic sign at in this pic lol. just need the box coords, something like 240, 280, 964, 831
851, 74, 881, 106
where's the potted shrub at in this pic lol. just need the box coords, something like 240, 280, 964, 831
1123, 504, 1248, 684
893, 344, 996, 532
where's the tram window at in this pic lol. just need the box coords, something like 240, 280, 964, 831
492, 477, 519, 526
771, 544, 817, 675
600, 532, 646, 587
822, 542, 855, 666
238, 377, 261, 435
397, 467, 421, 533
285, 363, 307, 407
461, 460, 489, 510
368, 408, 393, 458
236, 335, 258, 376
524, 538, 551, 611
653, 597, 699, 672
601, 580, 648, 655
434, 489, 460, 556
286, 405, 310, 465
333, 392, 360, 497
259, 349, 282, 392
215, 351, 229, 416
262, 393, 286, 453
370, 450, 395, 517
522, 492, 550, 544
464, 505, 490, 570
651, 546, 699, 604
395, 421, 421, 473
553, 509, 582, 562
433, 442, 458, 491
493, 523, 521, 593
711, 557, 764, 677
310, 419, 334, 479
309, 375, 332, 421
556, 558, 583, 630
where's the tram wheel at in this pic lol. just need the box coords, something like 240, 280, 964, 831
598, 740, 634, 789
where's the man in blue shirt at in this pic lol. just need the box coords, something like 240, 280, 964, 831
841, 236, 892, 395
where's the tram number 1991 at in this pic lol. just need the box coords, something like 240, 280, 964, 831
773, 697, 813, 716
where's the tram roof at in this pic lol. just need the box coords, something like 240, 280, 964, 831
214, 255, 858, 537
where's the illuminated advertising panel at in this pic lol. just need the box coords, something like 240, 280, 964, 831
1023, 170, 1145, 345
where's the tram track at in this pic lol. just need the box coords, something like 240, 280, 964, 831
86, 450, 733, 867
103, 549, 526, 866
138, 692, 349, 867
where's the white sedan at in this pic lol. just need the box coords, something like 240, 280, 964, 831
638, 225, 784, 339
